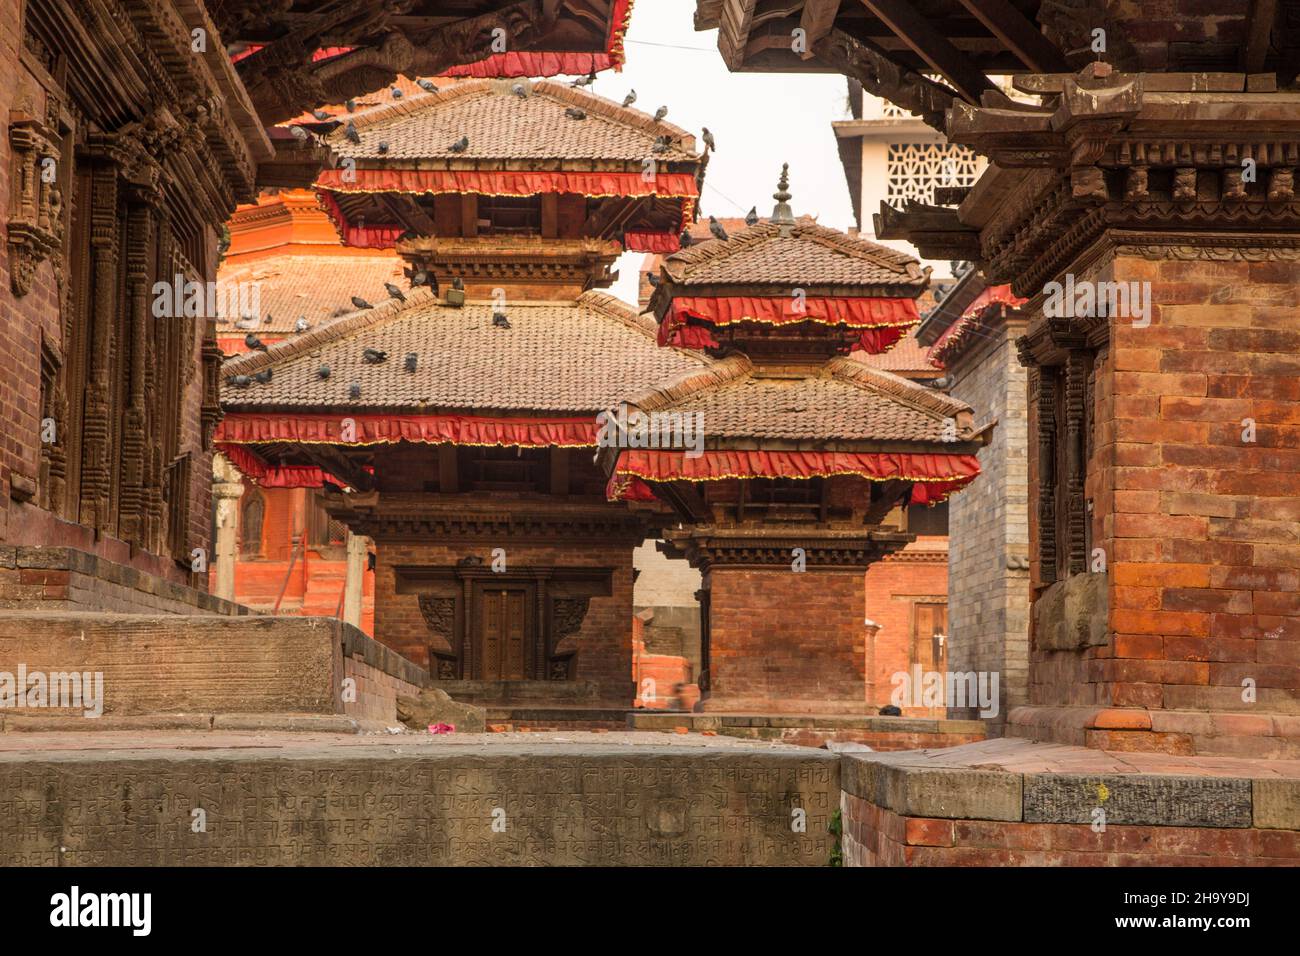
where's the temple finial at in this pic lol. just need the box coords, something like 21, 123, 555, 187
770, 163, 795, 233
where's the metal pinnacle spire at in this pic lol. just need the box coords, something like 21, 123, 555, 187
770, 163, 795, 233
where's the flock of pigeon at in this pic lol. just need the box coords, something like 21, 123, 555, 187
257, 76, 762, 399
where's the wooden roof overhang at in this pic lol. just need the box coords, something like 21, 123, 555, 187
217, 0, 635, 125
694, 1, 1297, 131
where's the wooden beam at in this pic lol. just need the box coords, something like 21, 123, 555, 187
379, 194, 438, 236
541, 192, 559, 239
460, 194, 478, 238
798, 0, 842, 60
438, 445, 459, 494
299, 446, 375, 493
855, 0, 996, 103
549, 447, 569, 496
1242, 0, 1277, 73
952, 0, 1071, 73
811, 27, 956, 132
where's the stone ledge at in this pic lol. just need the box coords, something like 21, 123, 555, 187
2, 546, 249, 616
840, 738, 1300, 830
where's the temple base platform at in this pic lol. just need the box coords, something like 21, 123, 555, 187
840, 737, 1300, 866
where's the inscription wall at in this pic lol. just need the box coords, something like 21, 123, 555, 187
0, 745, 839, 867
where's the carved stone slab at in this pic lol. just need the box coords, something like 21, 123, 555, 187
0, 743, 839, 866
1023, 773, 1252, 828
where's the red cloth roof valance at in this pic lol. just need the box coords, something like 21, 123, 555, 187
624, 230, 680, 253
445, 0, 634, 77
609, 449, 980, 498
657, 295, 918, 354
661, 322, 908, 355
216, 413, 599, 449
316, 169, 698, 200
220, 445, 342, 489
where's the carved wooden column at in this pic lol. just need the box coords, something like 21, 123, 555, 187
118, 171, 162, 547
1063, 349, 1090, 577
78, 155, 121, 534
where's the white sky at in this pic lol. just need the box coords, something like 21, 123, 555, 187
561, 0, 858, 304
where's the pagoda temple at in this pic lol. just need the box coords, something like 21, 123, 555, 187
602, 172, 991, 714
216, 80, 707, 710
217, 79, 989, 715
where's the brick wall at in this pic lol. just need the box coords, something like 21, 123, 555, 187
704, 567, 867, 714
947, 315, 1030, 727
0, 6, 213, 588
374, 538, 636, 706
1023, 250, 1300, 753
862, 542, 948, 713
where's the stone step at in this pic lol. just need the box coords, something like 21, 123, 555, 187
0, 611, 428, 726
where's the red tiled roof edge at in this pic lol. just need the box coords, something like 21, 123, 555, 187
618, 354, 752, 413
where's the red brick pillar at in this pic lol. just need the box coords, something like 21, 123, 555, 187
702, 566, 869, 714
1017, 250, 1300, 758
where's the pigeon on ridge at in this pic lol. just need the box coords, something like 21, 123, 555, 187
351, 296, 373, 310
745, 206, 759, 227
244, 332, 267, 351
654, 106, 668, 122
384, 282, 406, 302
416, 78, 438, 93
294, 316, 310, 333
622, 89, 636, 108
702, 127, 716, 152
709, 216, 729, 241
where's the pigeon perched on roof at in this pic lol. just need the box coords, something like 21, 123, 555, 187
702, 127, 716, 152
345, 99, 357, 112
362, 348, 387, 364
244, 332, 267, 351
745, 206, 759, 227
344, 121, 360, 144
384, 282, 406, 302
404, 353, 418, 373
651, 135, 671, 154
391, 86, 403, 98
410, 269, 431, 288
492, 311, 511, 329
511, 83, 527, 99
351, 296, 373, 310
416, 78, 438, 94
377, 141, 389, 154
294, 316, 310, 333
709, 216, 729, 241
622, 89, 636, 108
565, 107, 587, 120
317, 364, 330, 379
571, 72, 596, 88
449, 136, 469, 153
227, 374, 251, 389
252, 369, 273, 385
348, 382, 361, 399
312, 109, 330, 121
288, 125, 309, 142
654, 106, 668, 122
679, 229, 693, 248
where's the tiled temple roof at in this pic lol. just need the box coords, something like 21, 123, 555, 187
221, 289, 711, 413
852, 332, 942, 378
216, 253, 406, 334
660, 217, 927, 291
620, 356, 976, 445
320, 79, 700, 164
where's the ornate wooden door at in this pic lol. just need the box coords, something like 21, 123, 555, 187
477, 586, 530, 680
